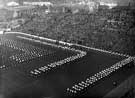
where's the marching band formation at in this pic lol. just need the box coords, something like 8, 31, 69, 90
0, 37, 53, 64
16, 36, 87, 76
67, 57, 135, 95
0, 35, 87, 76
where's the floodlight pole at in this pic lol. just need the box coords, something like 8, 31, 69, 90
0, 38, 1, 66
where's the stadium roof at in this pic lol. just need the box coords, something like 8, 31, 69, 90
23, 2, 53, 6
99, 1, 117, 9
7, 1, 19, 6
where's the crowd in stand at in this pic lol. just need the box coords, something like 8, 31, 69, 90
13, 6, 135, 56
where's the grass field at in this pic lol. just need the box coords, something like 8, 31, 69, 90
0, 33, 134, 98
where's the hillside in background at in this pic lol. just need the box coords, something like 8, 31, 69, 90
24, 0, 135, 6
2, 0, 135, 6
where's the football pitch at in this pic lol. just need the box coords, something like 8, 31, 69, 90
0, 32, 134, 98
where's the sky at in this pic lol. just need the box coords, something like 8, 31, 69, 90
0, 0, 4, 8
